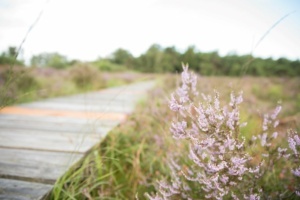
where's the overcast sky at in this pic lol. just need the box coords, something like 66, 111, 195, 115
0, 0, 299, 63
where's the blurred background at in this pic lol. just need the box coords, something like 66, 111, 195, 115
0, 0, 299, 106
1, 0, 300, 64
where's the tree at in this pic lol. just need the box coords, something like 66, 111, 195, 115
136, 44, 163, 72
181, 46, 201, 72
30, 52, 69, 69
110, 48, 134, 68
0, 46, 24, 66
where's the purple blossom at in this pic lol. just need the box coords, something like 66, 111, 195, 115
271, 105, 282, 120
170, 121, 187, 139
292, 168, 300, 177
288, 136, 297, 155
259, 133, 268, 147
294, 135, 300, 145
169, 94, 182, 112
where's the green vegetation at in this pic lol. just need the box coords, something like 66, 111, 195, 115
0, 65, 153, 107
103, 44, 300, 76
47, 75, 300, 199
30, 52, 70, 69
0, 46, 24, 66
1, 44, 299, 76
0, 43, 299, 199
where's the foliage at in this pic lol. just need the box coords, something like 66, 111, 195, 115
110, 48, 134, 68
0, 67, 39, 106
69, 64, 104, 89
48, 79, 175, 199
92, 58, 127, 72
148, 65, 299, 199
0, 46, 24, 66
46, 71, 299, 199
92, 44, 300, 76
31, 52, 70, 69
0, 66, 149, 106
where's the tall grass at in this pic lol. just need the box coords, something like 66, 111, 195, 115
46, 71, 299, 199
0, 65, 154, 106
47, 77, 177, 199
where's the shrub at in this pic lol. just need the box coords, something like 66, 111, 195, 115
0, 67, 39, 106
147, 65, 299, 199
93, 59, 127, 72
69, 64, 104, 89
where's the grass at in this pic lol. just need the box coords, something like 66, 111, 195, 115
47, 77, 176, 199
45, 74, 299, 199
0, 65, 155, 107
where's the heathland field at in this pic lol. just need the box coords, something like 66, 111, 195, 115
42, 70, 299, 199
0, 53, 299, 199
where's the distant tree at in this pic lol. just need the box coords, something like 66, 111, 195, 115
181, 46, 201, 72
160, 46, 181, 72
0, 46, 24, 66
30, 52, 69, 69
136, 44, 163, 72
110, 48, 134, 68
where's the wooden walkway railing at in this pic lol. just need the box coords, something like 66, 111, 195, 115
0, 80, 155, 200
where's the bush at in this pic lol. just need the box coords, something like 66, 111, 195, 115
92, 59, 127, 72
69, 64, 104, 89
0, 67, 40, 106
147, 65, 299, 199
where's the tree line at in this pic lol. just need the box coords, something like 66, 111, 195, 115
1, 44, 299, 76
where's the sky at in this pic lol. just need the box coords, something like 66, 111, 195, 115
0, 0, 299, 63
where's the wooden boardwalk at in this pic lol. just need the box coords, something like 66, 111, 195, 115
0, 80, 155, 200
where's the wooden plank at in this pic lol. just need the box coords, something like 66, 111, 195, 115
0, 80, 156, 198
18, 102, 134, 113
0, 107, 127, 120
0, 148, 82, 183
0, 117, 116, 133
46, 96, 134, 104
0, 128, 104, 153
0, 178, 52, 200
0, 114, 121, 127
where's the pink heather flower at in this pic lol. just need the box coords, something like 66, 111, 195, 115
272, 132, 278, 139
176, 85, 189, 103
169, 94, 182, 111
231, 156, 247, 166
278, 147, 287, 153
170, 121, 187, 139
229, 91, 243, 107
288, 136, 297, 155
262, 114, 269, 131
271, 105, 282, 120
220, 175, 229, 184
249, 166, 260, 174
231, 192, 240, 200
262, 154, 269, 157
260, 133, 268, 147
236, 137, 245, 149
273, 120, 279, 128
292, 168, 300, 177
294, 135, 300, 145
235, 92, 243, 105
296, 191, 300, 196
244, 194, 260, 200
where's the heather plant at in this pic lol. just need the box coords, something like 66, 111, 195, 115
147, 64, 299, 199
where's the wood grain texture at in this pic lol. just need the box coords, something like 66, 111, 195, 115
0, 148, 82, 183
0, 128, 104, 153
0, 80, 155, 199
0, 178, 52, 200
